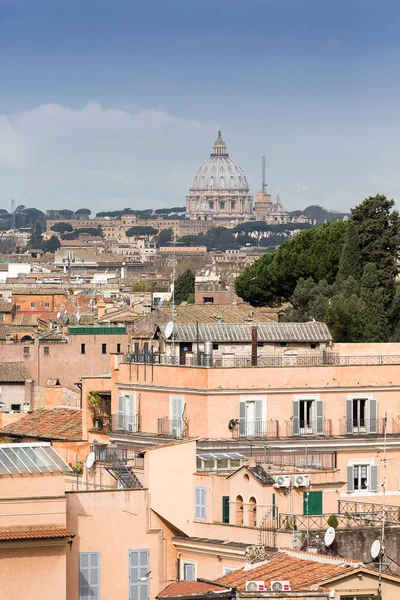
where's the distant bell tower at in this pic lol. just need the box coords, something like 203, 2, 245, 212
254, 156, 272, 220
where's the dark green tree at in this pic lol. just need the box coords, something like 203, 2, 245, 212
174, 269, 195, 304
40, 235, 61, 253
29, 221, 43, 248
336, 220, 362, 283
50, 222, 74, 234
157, 228, 173, 247
359, 263, 389, 342
74, 208, 91, 216
126, 226, 158, 237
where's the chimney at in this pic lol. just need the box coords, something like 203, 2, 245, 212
251, 326, 258, 367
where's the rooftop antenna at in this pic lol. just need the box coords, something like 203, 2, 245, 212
166, 232, 177, 363
11, 199, 16, 230
378, 412, 389, 592
261, 156, 267, 193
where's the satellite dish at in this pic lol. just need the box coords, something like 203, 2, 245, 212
165, 321, 174, 339
324, 527, 336, 547
85, 452, 95, 469
371, 539, 381, 560
76, 313, 81, 323
57, 312, 61, 319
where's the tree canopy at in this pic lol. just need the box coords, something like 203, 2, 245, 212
174, 269, 195, 304
241, 194, 400, 343
50, 222, 74, 234
126, 226, 158, 237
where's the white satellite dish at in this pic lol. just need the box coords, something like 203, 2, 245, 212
85, 452, 95, 469
76, 313, 81, 323
57, 312, 61, 319
165, 321, 174, 339
371, 539, 381, 560
324, 527, 336, 547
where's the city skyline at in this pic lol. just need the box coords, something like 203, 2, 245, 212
1, 0, 400, 212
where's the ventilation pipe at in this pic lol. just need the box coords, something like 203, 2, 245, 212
251, 326, 258, 366
204, 340, 213, 367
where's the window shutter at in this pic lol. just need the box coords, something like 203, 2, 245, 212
292, 400, 299, 435
255, 400, 263, 436
195, 487, 201, 520
346, 465, 354, 492
370, 465, 379, 492
315, 399, 324, 435
118, 396, 124, 429
128, 394, 135, 432
239, 401, 246, 437
368, 399, 378, 434
171, 396, 183, 437
346, 399, 353, 434
183, 563, 196, 581
200, 487, 207, 521
79, 552, 100, 600
129, 549, 150, 600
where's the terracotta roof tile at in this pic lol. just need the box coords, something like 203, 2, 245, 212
158, 304, 277, 324
216, 550, 361, 591
0, 527, 73, 541
0, 362, 32, 382
0, 408, 82, 441
157, 581, 230, 598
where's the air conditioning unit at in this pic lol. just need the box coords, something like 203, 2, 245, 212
293, 474, 310, 487
271, 580, 291, 592
245, 581, 266, 592
273, 475, 291, 488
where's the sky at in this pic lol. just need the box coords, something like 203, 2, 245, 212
1, 0, 400, 214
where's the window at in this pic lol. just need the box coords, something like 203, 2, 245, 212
231, 201, 236, 210
129, 549, 150, 600
0, 313, 3, 322
279, 342, 287, 347
212, 343, 219, 350
249, 497, 257, 526
117, 394, 137, 432
183, 562, 196, 581
220, 201, 225, 210
292, 397, 324, 435
170, 395, 184, 437
346, 397, 377, 434
23, 347, 30, 356
239, 397, 265, 438
195, 486, 206, 521
30, 302, 36, 308
340, 596, 377, 600
11, 404, 21, 413
16, 305, 20, 310
81, 343, 86, 355
44, 302, 50, 308
117, 343, 121, 353
347, 463, 378, 493
102, 343, 107, 354
44, 346, 50, 356
79, 552, 99, 600
310, 343, 318, 349
222, 496, 230, 523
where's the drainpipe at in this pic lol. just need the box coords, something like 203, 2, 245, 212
251, 326, 258, 367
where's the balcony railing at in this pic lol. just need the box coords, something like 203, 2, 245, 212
338, 500, 400, 524
286, 419, 332, 437
111, 414, 140, 434
158, 417, 189, 438
232, 420, 279, 439
339, 418, 384, 436
126, 351, 400, 368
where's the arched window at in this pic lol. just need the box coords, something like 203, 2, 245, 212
249, 497, 257, 527
236, 495, 243, 525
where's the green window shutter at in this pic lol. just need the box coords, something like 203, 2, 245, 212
370, 465, 378, 492
222, 496, 230, 523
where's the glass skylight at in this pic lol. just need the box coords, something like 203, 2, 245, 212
0, 442, 72, 475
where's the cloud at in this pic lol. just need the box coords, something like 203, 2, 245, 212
0, 102, 215, 211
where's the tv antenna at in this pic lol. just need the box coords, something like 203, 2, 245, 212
11, 199, 16, 230
166, 232, 178, 362
261, 156, 267, 193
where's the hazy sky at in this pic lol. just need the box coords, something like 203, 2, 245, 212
1, 0, 400, 214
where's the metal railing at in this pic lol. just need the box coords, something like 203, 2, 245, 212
286, 419, 332, 437
339, 418, 384, 436
126, 351, 400, 368
338, 500, 400, 524
90, 444, 128, 463
232, 420, 279, 439
157, 417, 189, 438
111, 414, 140, 434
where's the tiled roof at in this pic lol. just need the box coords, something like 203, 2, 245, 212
157, 322, 332, 343
0, 301, 14, 312
12, 314, 40, 327
158, 304, 278, 324
247, 465, 275, 486
216, 549, 361, 591
0, 408, 82, 441
0, 362, 32, 382
157, 581, 231, 598
0, 527, 73, 541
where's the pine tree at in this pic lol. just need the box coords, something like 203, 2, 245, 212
336, 220, 361, 283
359, 263, 389, 342
174, 269, 195, 304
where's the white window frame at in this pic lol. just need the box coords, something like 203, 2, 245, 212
347, 459, 378, 494
182, 561, 196, 581
170, 394, 185, 437
117, 393, 136, 432
239, 395, 266, 437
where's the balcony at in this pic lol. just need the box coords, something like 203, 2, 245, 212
111, 414, 140, 434
339, 418, 385, 436
232, 420, 279, 439
286, 419, 332, 437
158, 417, 189, 438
